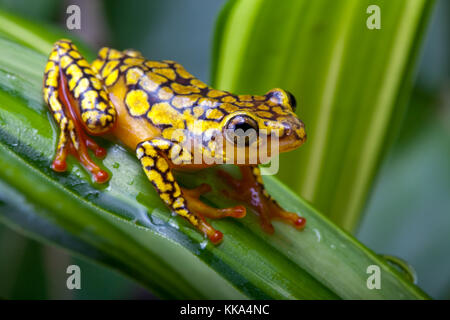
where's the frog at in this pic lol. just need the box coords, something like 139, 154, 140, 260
43, 39, 307, 244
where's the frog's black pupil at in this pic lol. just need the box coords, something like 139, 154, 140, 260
230, 120, 258, 146
234, 122, 254, 133
286, 91, 297, 112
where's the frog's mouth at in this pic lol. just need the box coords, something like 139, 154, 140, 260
279, 121, 307, 153
262, 118, 307, 154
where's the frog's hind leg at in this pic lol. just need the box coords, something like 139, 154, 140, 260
218, 166, 306, 233
137, 138, 246, 244
181, 184, 246, 219
43, 39, 116, 183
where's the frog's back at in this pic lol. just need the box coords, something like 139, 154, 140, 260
92, 48, 274, 131
92, 47, 218, 131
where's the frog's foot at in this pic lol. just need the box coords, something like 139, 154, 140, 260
182, 184, 246, 219
51, 73, 109, 183
218, 167, 306, 233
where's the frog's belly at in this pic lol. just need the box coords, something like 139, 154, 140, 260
108, 85, 160, 151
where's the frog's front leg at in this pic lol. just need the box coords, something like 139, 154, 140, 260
219, 166, 306, 233
43, 39, 116, 182
136, 139, 245, 243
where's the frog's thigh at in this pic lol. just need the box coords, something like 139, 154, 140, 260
43, 39, 114, 182
45, 39, 117, 135
136, 138, 223, 243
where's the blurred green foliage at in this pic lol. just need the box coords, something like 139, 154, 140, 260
358, 0, 449, 299
212, 0, 434, 233
0, 0, 61, 21
104, 0, 225, 82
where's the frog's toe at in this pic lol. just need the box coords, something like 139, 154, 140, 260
182, 183, 246, 219
270, 204, 307, 230
66, 140, 109, 184
218, 166, 307, 232
253, 200, 306, 232
52, 153, 68, 172
50, 127, 109, 184
85, 137, 107, 159
193, 215, 223, 244
217, 205, 247, 219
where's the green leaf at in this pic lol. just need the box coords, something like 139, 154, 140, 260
0, 12, 429, 299
212, 0, 434, 231
0, 10, 95, 60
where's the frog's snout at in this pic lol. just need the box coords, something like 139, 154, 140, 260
278, 118, 307, 152
293, 120, 307, 142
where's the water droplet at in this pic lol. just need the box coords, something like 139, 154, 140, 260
381, 254, 418, 284
199, 240, 208, 250
130, 217, 138, 224
134, 206, 151, 226
313, 228, 321, 242
168, 217, 179, 230
147, 208, 166, 227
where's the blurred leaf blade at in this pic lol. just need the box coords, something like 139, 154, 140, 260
212, 0, 435, 231
0, 10, 95, 60
0, 11, 430, 299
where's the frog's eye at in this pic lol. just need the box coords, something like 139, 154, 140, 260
224, 115, 259, 146
286, 90, 297, 112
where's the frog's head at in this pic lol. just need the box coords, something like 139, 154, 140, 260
221, 88, 306, 162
